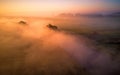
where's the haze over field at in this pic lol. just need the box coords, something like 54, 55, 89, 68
0, 0, 120, 75
0, 17, 120, 75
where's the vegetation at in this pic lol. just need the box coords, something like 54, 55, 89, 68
46, 24, 58, 31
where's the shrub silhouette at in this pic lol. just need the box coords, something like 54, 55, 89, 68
46, 24, 58, 31
18, 21, 27, 25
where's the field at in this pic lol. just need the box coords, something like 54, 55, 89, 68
0, 17, 120, 75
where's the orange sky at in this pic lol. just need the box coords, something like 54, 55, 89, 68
0, 0, 120, 17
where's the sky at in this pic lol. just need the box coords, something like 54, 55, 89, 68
0, 0, 120, 17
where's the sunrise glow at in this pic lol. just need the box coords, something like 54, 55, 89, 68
0, 0, 120, 17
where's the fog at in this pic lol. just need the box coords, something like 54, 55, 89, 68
0, 17, 120, 75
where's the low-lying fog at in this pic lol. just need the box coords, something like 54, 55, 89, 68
0, 17, 120, 75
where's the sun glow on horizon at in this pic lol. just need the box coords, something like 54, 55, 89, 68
0, 0, 120, 17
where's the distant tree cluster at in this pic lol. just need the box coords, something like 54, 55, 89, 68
18, 21, 59, 31
18, 21, 27, 25
46, 24, 58, 31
